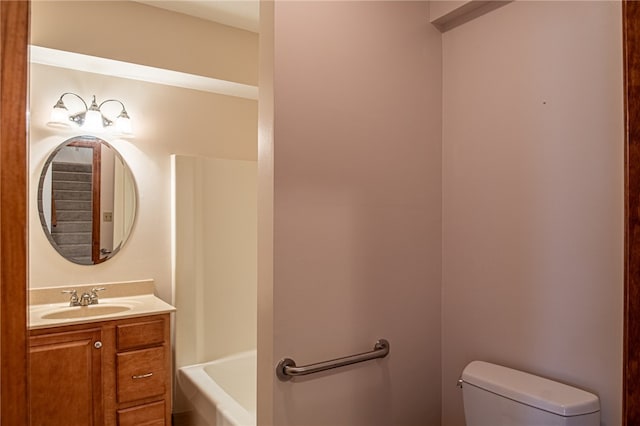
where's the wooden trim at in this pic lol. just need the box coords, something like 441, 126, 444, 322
66, 139, 104, 264
92, 144, 102, 264
0, 1, 30, 425
624, 1, 640, 424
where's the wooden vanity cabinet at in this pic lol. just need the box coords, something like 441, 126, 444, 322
29, 313, 172, 426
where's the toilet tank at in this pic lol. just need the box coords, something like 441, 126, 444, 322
460, 361, 600, 426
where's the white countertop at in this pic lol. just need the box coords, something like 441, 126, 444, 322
29, 280, 176, 330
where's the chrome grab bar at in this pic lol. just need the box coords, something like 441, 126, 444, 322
276, 339, 390, 381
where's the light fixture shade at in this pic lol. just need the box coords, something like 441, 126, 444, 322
115, 111, 132, 134
49, 103, 70, 126
83, 109, 103, 131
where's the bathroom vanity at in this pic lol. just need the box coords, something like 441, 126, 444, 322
28, 281, 175, 426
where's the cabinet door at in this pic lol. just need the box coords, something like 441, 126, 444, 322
29, 328, 103, 426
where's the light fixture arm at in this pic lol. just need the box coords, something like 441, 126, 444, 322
98, 98, 127, 113
55, 92, 88, 112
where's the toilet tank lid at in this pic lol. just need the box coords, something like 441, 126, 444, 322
461, 361, 600, 417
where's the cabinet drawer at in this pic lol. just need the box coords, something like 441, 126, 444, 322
117, 319, 165, 351
117, 347, 165, 403
117, 400, 165, 426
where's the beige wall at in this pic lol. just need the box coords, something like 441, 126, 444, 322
31, 1, 258, 86
29, 66, 257, 302
441, 2, 623, 425
259, 1, 443, 424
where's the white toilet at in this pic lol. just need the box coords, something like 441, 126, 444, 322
460, 361, 600, 426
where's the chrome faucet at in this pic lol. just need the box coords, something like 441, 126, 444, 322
61, 287, 106, 306
79, 292, 92, 306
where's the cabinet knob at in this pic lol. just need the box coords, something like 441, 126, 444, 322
94, 341, 102, 349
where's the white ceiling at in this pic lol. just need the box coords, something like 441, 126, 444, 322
134, 1, 259, 33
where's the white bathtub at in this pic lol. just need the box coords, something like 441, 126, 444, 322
177, 350, 257, 426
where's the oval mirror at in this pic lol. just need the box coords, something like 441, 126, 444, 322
37, 136, 137, 265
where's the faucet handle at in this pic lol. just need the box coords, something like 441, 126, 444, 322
61, 289, 79, 306
90, 287, 106, 304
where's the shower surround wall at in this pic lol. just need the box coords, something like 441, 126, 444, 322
173, 155, 257, 363
172, 155, 257, 411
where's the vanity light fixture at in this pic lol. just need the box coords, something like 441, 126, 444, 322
48, 92, 133, 135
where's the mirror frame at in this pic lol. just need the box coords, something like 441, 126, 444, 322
37, 136, 138, 265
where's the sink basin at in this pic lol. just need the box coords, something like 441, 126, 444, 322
41, 304, 132, 320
